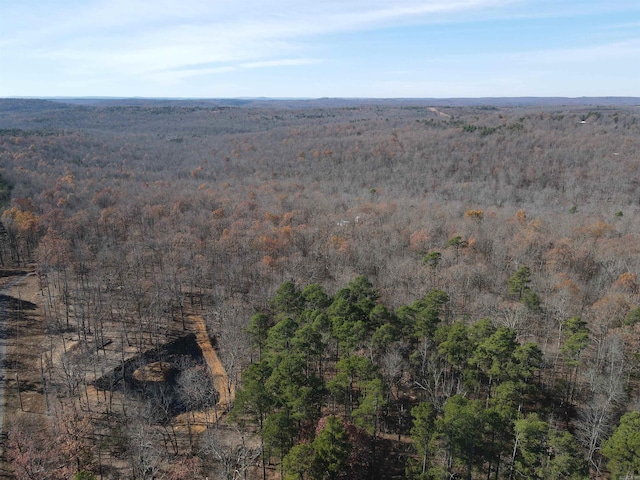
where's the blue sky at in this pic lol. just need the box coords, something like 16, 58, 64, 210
1, 0, 639, 98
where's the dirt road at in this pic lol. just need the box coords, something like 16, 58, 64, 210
189, 315, 235, 412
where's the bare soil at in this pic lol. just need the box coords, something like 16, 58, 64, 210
0, 270, 236, 478
190, 315, 235, 409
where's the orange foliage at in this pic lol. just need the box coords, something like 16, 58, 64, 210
527, 217, 543, 231
264, 212, 280, 224
549, 273, 583, 313
409, 230, 430, 252
91, 187, 117, 208
172, 199, 193, 214
546, 238, 574, 270
280, 225, 293, 238
591, 293, 630, 328
465, 209, 484, 222
234, 201, 258, 217
256, 226, 294, 254
376, 203, 397, 214
614, 272, 638, 294
146, 204, 170, 220
1, 206, 39, 232
58, 171, 75, 185
211, 208, 225, 219
219, 220, 250, 249
329, 235, 348, 253
261, 255, 277, 268
280, 211, 296, 226
257, 235, 282, 253
552, 273, 581, 296
358, 203, 376, 214
576, 221, 615, 240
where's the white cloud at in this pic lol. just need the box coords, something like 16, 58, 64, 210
1, 0, 518, 80
151, 58, 320, 85
2, 0, 640, 96
240, 58, 321, 69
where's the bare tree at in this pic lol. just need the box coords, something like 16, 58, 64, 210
5, 415, 70, 480
198, 426, 260, 480
575, 333, 627, 472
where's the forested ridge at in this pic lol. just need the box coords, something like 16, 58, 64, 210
0, 98, 639, 479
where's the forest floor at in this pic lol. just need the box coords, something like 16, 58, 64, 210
0, 270, 238, 478
0, 268, 47, 479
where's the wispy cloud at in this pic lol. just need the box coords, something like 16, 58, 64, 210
1, 0, 518, 80
155, 58, 321, 85
240, 58, 321, 69
2, 0, 639, 96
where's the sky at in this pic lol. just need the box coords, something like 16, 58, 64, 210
1, 0, 639, 98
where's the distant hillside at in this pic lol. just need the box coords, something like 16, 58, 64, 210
3, 96, 639, 110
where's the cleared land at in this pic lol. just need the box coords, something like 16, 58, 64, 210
0, 269, 234, 478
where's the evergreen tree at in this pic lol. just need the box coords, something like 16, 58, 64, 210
262, 410, 297, 479
271, 281, 304, 317
511, 413, 548, 480
437, 395, 484, 479
544, 430, 589, 480
310, 416, 352, 480
508, 265, 532, 299
409, 401, 436, 479
602, 411, 640, 479
283, 443, 313, 480
231, 361, 274, 428
301, 283, 331, 310
248, 312, 271, 360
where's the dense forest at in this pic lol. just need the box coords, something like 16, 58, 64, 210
0, 98, 639, 479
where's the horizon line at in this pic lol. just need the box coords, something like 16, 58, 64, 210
4, 95, 640, 100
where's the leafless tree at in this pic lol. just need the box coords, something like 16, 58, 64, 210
198, 426, 260, 480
